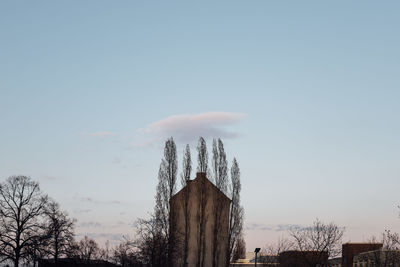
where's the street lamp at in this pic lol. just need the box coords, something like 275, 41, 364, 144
254, 248, 261, 267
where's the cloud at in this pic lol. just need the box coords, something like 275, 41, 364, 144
245, 223, 273, 231
245, 223, 306, 232
110, 221, 127, 228
76, 232, 123, 242
79, 196, 122, 205
138, 112, 245, 144
77, 221, 129, 230
78, 221, 103, 228
73, 209, 92, 214
82, 132, 116, 137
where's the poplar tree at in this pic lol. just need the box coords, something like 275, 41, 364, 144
211, 139, 229, 267
212, 138, 228, 193
196, 137, 208, 174
196, 137, 208, 267
154, 137, 177, 267
180, 144, 192, 266
227, 158, 244, 266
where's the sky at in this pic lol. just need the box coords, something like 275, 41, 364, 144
1, 1, 400, 251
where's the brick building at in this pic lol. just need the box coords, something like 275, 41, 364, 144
341, 243, 383, 267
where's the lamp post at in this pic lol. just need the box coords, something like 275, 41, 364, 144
254, 248, 260, 267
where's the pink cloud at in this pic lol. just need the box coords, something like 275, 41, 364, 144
141, 112, 245, 143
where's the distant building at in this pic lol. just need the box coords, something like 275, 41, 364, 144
341, 243, 383, 267
328, 257, 342, 267
278, 250, 328, 267
326, 242, 385, 267
230, 252, 279, 266
170, 172, 231, 267
354, 249, 400, 267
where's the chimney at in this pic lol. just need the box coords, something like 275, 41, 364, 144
196, 172, 207, 179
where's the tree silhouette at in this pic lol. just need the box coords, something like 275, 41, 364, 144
0, 176, 48, 267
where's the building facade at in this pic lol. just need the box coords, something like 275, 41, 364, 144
170, 172, 231, 267
341, 243, 383, 267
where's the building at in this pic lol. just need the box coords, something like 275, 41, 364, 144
231, 253, 279, 267
278, 250, 328, 267
353, 249, 400, 267
341, 243, 383, 267
328, 257, 342, 267
170, 172, 231, 267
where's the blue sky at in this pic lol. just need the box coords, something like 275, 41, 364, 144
1, 1, 400, 250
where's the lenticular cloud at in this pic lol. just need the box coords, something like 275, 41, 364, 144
142, 112, 245, 143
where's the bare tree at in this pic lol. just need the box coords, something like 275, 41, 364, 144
77, 235, 100, 262
232, 234, 246, 262
24, 231, 50, 267
154, 160, 168, 237
263, 237, 294, 256
197, 137, 208, 173
44, 201, 75, 264
181, 144, 192, 187
154, 137, 178, 234
289, 218, 344, 266
180, 144, 192, 267
97, 240, 112, 262
227, 158, 244, 266
211, 138, 229, 267
153, 137, 178, 266
113, 237, 142, 267
164, 137, 178, 201
212, 139, 228, 194
0, 176, 48, 267
134, 216, 167, 267
196, 137, 209, 267
261, 237, 294, 267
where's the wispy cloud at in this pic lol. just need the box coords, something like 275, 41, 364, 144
77, 221, 128, 230
137, 111, 245, 144
73, 209, 92, 214
76, 232, 123, 242
245, 223, 306, 232
79, 196, 122, 205
78, 221, 103, 228
81, 131, 116, 137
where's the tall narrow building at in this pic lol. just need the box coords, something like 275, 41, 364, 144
170, 172, 231, 267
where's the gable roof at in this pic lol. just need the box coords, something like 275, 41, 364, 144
170, 172, 231, 203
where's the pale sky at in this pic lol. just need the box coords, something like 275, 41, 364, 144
1, 1, 400, 251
